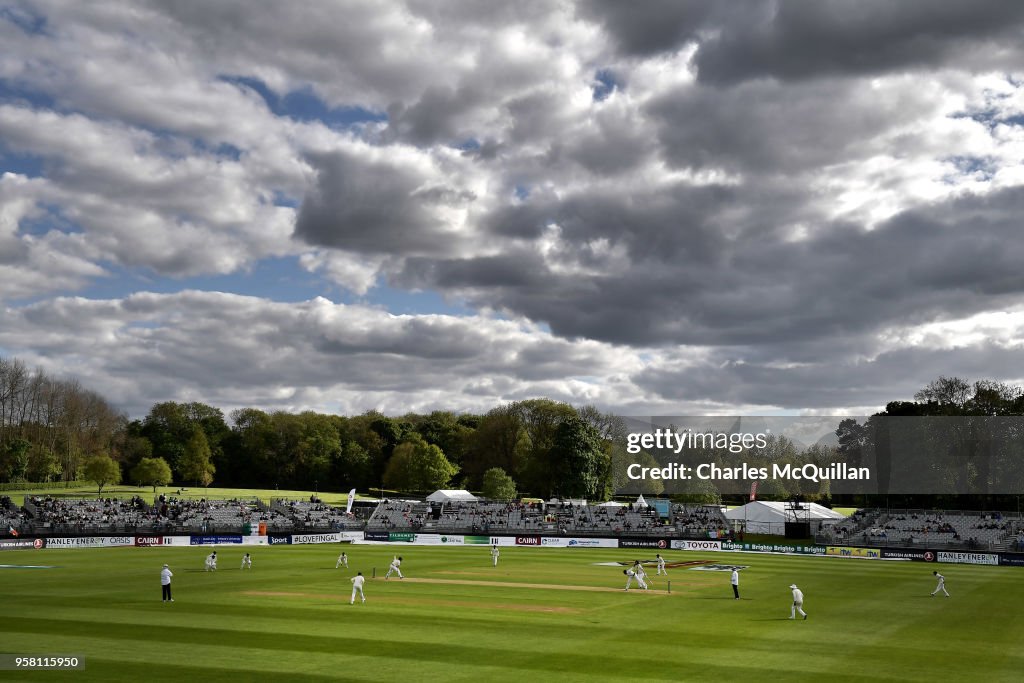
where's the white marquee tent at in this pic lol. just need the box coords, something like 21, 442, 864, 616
426, 490, 479, 504
725, 501, 846, 535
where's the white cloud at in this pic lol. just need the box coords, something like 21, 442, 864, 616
3, 1, 1024, 417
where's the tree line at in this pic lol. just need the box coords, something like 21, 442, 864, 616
0, 354, 615, 499
3, 351, 1024, 507
0, 356, 122, 486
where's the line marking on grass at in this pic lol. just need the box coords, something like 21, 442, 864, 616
375, 596, 583, 613
382, 577, 672, 594
239, 591, 583, 613
242, 590, 341, 600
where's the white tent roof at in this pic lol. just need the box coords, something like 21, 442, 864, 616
724, 501, 846, 524
426, 489, 478, 503
597, 501, 625, 507
636, 494, 648, 507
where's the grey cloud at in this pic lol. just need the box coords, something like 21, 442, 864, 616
294, 150, 472, 255
0, 292, 632, 417
7, 0, 1024, 417
577, 0, 741, 57
692, 0, 1024, 85
584, 0, 1024, 83
384, 84, 487, 147
481, 183, 735, 260
395, 185, 1024, 348
399, 252, 547, 289
647, 78, 931, 174
633, 343, 1024, 411
562, 108, 655, 175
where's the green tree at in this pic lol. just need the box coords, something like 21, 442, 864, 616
756, 477, 789, 501
25, 446, 61, 483
465, 404, 526, 488
508, 399, 577, 494
131, 456, 173, 492
336, 441, 372, 490
481, 467, 517, 500
415, 411, 473, 467
548, 416, 608, 499
292, 411, 340, 489
611, 445, 665, 497
835, 418, 868, 468
140, 402, 190, 470
121, 434, 154, 473
383, 435, 459, 492
179, 428, 215, 487
82, 454, 121, 495
229, 407, 277, 487
0, 437, 30, 481
675, 478, 721, 506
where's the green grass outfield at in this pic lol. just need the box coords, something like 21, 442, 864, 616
0, 545, 1021, 682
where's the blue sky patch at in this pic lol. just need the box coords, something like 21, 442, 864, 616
0, 5, 48, 36
220, 75, 386, 129
0, 149, 45, 178
592, 69, 619, 102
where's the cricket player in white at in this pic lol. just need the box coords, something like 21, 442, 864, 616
491, 545, 499, 567
336, 552, 348, 569
350, 572, 366, 604
161, 564, 174, 602
385, 556, 403, 579
205, 551, 217, 571
633, 560, 649, 585
623, 568, 648, 591
789, 584, 807, 619
931, 571, 949, 597
731, 569, 740, 599
656, 554, 667, 575
241, 553, 252, 569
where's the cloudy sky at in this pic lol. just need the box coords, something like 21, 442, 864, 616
2, 0, 1024, 420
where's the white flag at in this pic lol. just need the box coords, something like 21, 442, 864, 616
346, 488, 356, 514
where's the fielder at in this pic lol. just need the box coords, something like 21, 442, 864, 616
633, 560, 649, 585
656, 554, 667, 575
789, 584, 807, 619
623, 568, 648, 591
931, 571, 950, 597
491, 545, 500, 567
385, 556, 404, 579
241, 553, 252, 569
204, 551, 218, 571
336, 552, 348, 569
731, 568, 740, 599
350, 572, 366, 604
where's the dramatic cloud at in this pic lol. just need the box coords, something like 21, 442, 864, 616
2, 1, 1024, 418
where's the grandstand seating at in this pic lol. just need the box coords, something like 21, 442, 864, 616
0, 495, 28, 534
12, 493, 1019, 552
272, 499, 365, 531
21, 495, 275, 534
367, 500, 728, 538
817, 508, 1024, 551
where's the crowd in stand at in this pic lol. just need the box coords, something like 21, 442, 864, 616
276, 498, 364, 531
366, 499, 727, 537
819, 508, 1024, 551
17, 494, 277, 534
10, 494, 1023, 549
26, 494, 152, 530
2, 495, 736, 538
1, 495, 28, 532
673, 505, 732, 538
